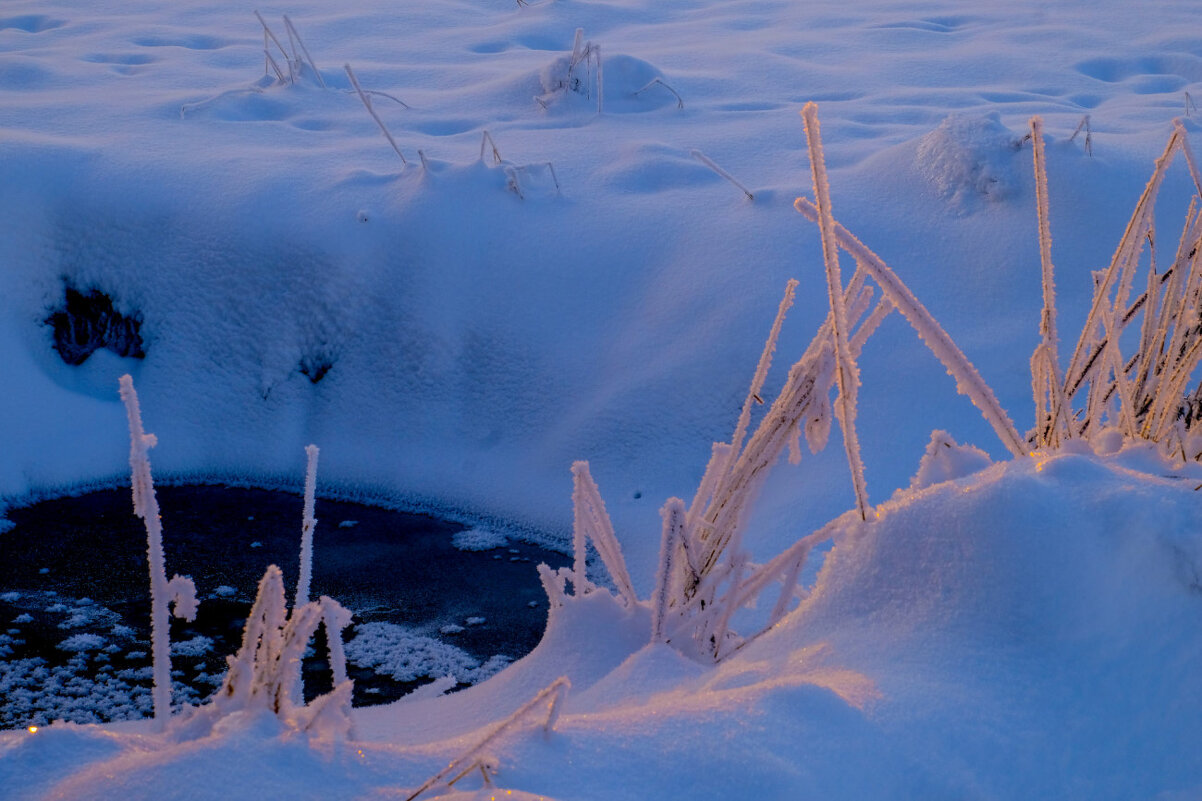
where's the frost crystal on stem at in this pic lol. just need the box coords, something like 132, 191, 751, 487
118, 374, 197, 729
802, 102, 870, 520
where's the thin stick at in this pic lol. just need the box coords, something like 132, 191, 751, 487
283, 15, 327, 88
802, 102, 869, 519
254, 11, 293, 83
690, 149, 754, 201
344, 63, 407, 164
480, 130, 502, 164
295, 444, 320, 608
1069, 115, 1092, 157
634, 78, 684, 109
404, 678, 570, 801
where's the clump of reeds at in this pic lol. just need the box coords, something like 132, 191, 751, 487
1029, 117, 1202, 456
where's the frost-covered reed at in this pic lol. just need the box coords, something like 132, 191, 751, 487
345, 63, 408, 164
556, 103, 1030, 662
690, 149, 754, 201
294, 444, 320, 608
215, 564, 354, 734
404, 676, 569, 801
1033, 118, 1202, 454
118, 375, 198, 728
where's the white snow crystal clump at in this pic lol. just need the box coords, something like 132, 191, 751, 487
171, 635, 215, 657
345, 622, 507, 684
57, 634, 107, 652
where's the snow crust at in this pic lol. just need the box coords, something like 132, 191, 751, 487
3, 0, 1202, 797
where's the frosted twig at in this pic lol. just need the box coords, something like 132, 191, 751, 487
768, 553, 806, 626
283, 15, 326, 88
1030, 118, 1061, 371
119, 374, 197, 729
254, 11, 293, 83
634, 78, 684, 109
504, 165, 524, 199
344, 63, 407, 164
651, 498, 686, 643
1173, 119, 1202, 198
802, 103, 869, 519
570, 28, 585, 70
319, 596, 352, 686
295, 444, 319, 608
595, 44, 604, 114
342, 88, 410, 108
1069, 114, 1092, 157
180, 87, 265, 118
418, 149, 430, 171
571, 462, 638, 606
404, 677, 570, 801
537, 563, 568, 607
795, 197, 1027, 456
570, 460, 592, 596
265, 49, 287, 84
720, 279, 798, 487
1188, 92, 1199, 119
481, 130, 502, 164
1063, 126, 1180, 400
849, 294, 893, 358
1029, 117, 1069, 445
690, 149, 754, 201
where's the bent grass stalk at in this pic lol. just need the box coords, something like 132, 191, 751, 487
345, 63, 407, 165
690, 149, 754, 201
802, 102, 869, 520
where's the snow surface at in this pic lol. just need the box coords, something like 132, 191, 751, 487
3, 0, 1202, 797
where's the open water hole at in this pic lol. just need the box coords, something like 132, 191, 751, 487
0, 485, 569, 729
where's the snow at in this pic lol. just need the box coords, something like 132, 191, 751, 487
3, 0, 1202, 797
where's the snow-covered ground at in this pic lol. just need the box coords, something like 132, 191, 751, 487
2, 0, 1202, 797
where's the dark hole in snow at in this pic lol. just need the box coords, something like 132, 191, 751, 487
299, 353, 334, 384
46, 286, 145, 366
0, 486, 568, 729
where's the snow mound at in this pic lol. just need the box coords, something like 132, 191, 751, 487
915, 112, 1023, 211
